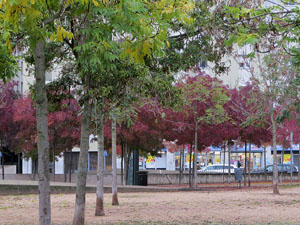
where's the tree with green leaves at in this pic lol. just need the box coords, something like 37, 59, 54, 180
53, 1, 195, 223
0, 1, 73, 224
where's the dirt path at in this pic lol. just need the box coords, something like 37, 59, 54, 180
1, 186, 300, 224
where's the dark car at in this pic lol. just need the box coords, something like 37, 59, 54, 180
251, 164, 298, 173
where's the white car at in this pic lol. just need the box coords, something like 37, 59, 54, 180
198, 164, 237, 174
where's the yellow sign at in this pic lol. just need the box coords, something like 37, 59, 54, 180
146, 155, 155, 163
186, 155, 193, 162
283, 154, 291, 163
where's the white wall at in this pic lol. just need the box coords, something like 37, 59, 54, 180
22, 158, 32, 174
55, 154, 64, 174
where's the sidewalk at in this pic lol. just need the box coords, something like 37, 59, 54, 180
0, 180, 183, 195
1, 179, 299, 195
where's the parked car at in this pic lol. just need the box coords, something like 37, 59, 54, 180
198, 164, 237, 173
251, 164, 298, 173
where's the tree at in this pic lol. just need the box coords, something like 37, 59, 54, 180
0, 81, 20, 178
54, 1, 195, 223
1, 1, 74, 223
13, 94, 81, 159
172, 72, 229, 188
227, 84, 272, 185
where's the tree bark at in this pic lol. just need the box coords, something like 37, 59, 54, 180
298, 124, 300, 181
228, 144, 231, 181
192, 122, 198, 189
179, 148, 183, 185
1, 151, 4, 180
290, 132, 293, 185
264, 146, 267, 180
95, 107, 105, 216
124, 143, 128, 185
248, 143, 251, 187
271, 111, 279, 194
34, 40, 51, 225
297, 117, 300, 181
111, 113, 119, 205
189, 144, 192, 187
121, 142, 124, 185
244, 142, 247, 186
64, 150, 67, 183
72, 80, 92, 225
69, 151, 72, 183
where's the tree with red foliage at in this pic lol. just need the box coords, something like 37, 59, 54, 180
277, 116, 299, 149
0, 81, 19, 147
13, 94, 81, 163
227, 84, 272, 186
166, 72, 230, 188
0, 81, 20, 178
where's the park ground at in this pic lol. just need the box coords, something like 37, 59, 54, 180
1, 185, 300, 225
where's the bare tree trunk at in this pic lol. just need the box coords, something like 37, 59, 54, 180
111, 113, 119, 205
69, 151, 72, 183
72, 82, 92, 225
222, 144, 225, 183
124, 143, 128, 185
179, 148, 183, 185
228, 144, 231, 183
34, 40, 51, 225
271, 111, 279, 194
192, 122, 198, 189
64, 150, 67, 183
248, 143, 251, 187
189, 144, 192, 187
244, 142, 247, 186
298, 123, 300, 181
121, 142, 124, 185
264, 146, 267, 180
53, 151, 55, 182
95, 108, 105, 216
1, 151, 4, 180
290, 132, 293, 185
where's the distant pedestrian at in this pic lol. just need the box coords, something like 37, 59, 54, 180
237, 160, 241, 168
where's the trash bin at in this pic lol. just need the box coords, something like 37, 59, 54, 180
234, 168, 243, 188
138, 171, 148, 186
234, 168, 243, 181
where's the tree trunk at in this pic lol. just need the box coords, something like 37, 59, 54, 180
64, 150, 67, 183
290, 132, 293, 185
111, 113, 119, 205
95, 108, 105, 216
298, 123, 300, 181
124, 143, 129, 185
34, 40, 51, 225
244, 142, 247, 186
264, 146, 267, 180
228, 144, 231, 182
121, 142, 124, 185
248, 143, 251, 187
1, 151, 4, 180
179, 148, 183, 185
69, 151, 72, 183
53, 151, 55, 182
192, 122, 198, 189
222, 144, 225, 183
72, 83, 92, 225
189, 144, 192, 188
271, 111, 279, 194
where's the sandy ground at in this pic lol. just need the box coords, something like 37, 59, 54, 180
1, 186, 300, 225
